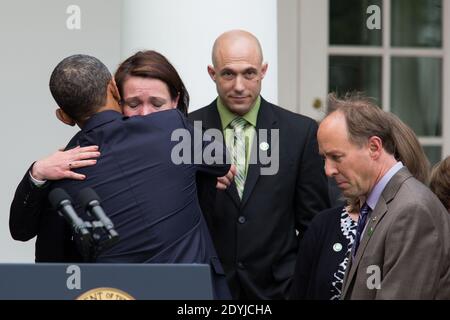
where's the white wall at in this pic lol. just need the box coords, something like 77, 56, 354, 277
0, 0, 122, 262
121, 0, 278, 111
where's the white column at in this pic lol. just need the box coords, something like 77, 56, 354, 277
278, 0, 328, 119
121, 0, 278, 112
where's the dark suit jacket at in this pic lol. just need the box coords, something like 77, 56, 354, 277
10, 109, 231, 299
290, 206, 352, 300
10, 131, 84, 262
10, 166, 82, 262
189, 97, 330, 299
342, 168, 450, 299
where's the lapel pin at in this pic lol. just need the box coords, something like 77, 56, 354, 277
260, 142, 269, 151
333, 243, 343, 252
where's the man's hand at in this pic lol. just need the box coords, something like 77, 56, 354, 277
216, 165, 236, 190
31, 146, 101, 181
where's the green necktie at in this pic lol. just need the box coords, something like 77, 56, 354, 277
230, 117, 248, 199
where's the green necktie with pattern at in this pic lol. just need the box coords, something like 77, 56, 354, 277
230, 117, 248, 199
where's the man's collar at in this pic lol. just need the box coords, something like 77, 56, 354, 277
82, 110, 123, 132
366, 161, 404, 210
217, 96, 261, 129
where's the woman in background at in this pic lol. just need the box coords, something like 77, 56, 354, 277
430, 156, 450, 212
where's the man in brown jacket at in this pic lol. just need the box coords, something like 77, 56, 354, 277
318, 94, 450, 299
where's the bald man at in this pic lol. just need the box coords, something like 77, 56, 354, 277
189, 30, 330, 299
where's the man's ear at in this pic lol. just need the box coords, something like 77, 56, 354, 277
207, 65, 216, 82
55, 108, 76, 127
368, 136, 383, 159
260, 63, 268, 79
108, 79, 121, 103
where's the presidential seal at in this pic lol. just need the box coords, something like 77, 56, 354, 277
76, 287, 135, 300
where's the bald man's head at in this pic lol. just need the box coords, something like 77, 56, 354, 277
212, 30, 264, 67
208, 30, 268, 116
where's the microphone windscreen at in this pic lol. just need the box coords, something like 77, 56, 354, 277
48, 188, 72, 209
78, 188, 100, 210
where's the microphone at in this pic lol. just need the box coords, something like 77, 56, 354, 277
48, 188, 90, 237
78, 188, 119, 238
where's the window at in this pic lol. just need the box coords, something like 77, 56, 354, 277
278, 0, 450, 164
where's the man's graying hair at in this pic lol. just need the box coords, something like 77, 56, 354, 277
49, 54, 112, 122
328, 92, 431, 212
327, 92, 396, 155
327, 92, 429, 184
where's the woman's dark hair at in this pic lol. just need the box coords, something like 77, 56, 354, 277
115, 50, 189, 115
430, 156, 450, 210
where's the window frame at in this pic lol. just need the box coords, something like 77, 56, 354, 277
278, 0, 450, 159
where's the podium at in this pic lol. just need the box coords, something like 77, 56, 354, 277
0, 263, 213, 300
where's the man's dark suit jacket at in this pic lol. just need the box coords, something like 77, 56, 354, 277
188, 97, 330, 299
10, 109, 231, 299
